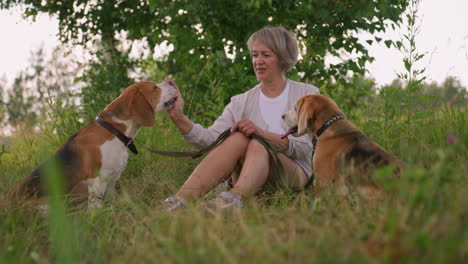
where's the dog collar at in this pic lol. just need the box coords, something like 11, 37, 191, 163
312, 113, 346, 152
303, 114, 346, 191
316, 114, 346, 137
95, 117, 138, 155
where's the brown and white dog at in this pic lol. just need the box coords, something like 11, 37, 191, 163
282, 94, 403, 199
8, 81, 176, 210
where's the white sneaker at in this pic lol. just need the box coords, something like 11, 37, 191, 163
204, 180, 230, 200
163, 195, 187, 212
205, 191, 242, 214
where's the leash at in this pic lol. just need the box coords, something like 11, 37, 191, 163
96, 116, 233, 158
138, 128, 286, 180
94, 112, 307, 193
302, 114, 346, 191
138, 128, 233, 159
95, 117, 139, 154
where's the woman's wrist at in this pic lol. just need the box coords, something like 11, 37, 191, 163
172, 115, 193, 135
169, 112, 185, 122
259, 129, 288, 152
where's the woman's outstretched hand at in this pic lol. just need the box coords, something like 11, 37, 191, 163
165, 78, 185, 121
231, 119, 265, 137
164, 78, 193, 135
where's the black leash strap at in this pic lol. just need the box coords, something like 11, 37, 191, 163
138, 129, 233, 159
95, 117, 139, 154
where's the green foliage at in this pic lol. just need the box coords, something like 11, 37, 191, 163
2, 73, 38, 129
359, 0, 430, 153
394, 0, 427, 137
78, 51, 134, 120
41, 95, 84, 146
320, 75, 377, 120
143, 0, 409, 120
1, 0, 409, 123
420, 77, 468, 108
2, 0, 139, 118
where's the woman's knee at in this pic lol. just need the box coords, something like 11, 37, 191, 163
246, 139, 268, 156
218, 132, 250, 154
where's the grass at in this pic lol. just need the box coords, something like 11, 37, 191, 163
0, 100, 466, 263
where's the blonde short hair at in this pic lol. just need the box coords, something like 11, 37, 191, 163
247, 26, 299, 73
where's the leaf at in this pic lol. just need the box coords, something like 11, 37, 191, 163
149, 0, 158, 10
415, 53, 425, 61
139, 27, 146, 37
384, 40, 393, 48
404, 58, 411, 72
395, 41, 403, 49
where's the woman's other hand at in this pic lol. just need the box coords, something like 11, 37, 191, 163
231, 119, 265, 137
232, 119, 289, 152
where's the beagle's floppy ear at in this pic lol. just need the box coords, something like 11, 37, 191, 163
296, 97, 314, 135
139, 83, 161, 110
131, 88, 157, 127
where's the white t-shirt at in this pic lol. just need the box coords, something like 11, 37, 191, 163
258, 83, 290, 134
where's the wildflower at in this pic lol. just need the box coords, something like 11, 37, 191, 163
446, 135, 457, 144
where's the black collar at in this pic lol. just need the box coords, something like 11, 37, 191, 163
95, 117, 138, 155
312, 114, 346, 150
304, 114, 346, 190
315, 114, 346, 137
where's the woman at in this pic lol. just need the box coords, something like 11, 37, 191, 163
165, 26, 319, 212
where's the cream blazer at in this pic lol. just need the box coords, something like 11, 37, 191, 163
183, 79, 319, 177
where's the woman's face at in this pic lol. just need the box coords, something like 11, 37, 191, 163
251, 40, 283, 82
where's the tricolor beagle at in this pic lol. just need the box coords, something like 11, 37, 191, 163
282, 94, 403, 199
8, 81, 176, 210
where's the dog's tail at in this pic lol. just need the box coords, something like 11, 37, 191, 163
7, 171, 42, 201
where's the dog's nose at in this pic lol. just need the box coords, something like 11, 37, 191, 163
166, 81, 174, 87
281, 114, 285, 119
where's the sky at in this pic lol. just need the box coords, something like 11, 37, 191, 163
0, 0, 467, 89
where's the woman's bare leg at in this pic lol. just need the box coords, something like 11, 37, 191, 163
276, 153, 309, 187
230, 140, 308, 196
229, 140, 270, 196
176, 133, 250, 200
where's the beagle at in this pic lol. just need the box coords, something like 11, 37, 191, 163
282, 94, 403, 198
8, 81, 176, 210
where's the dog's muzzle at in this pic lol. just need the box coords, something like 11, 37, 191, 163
164, 96, 178, 108
281, 126, 298, 139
